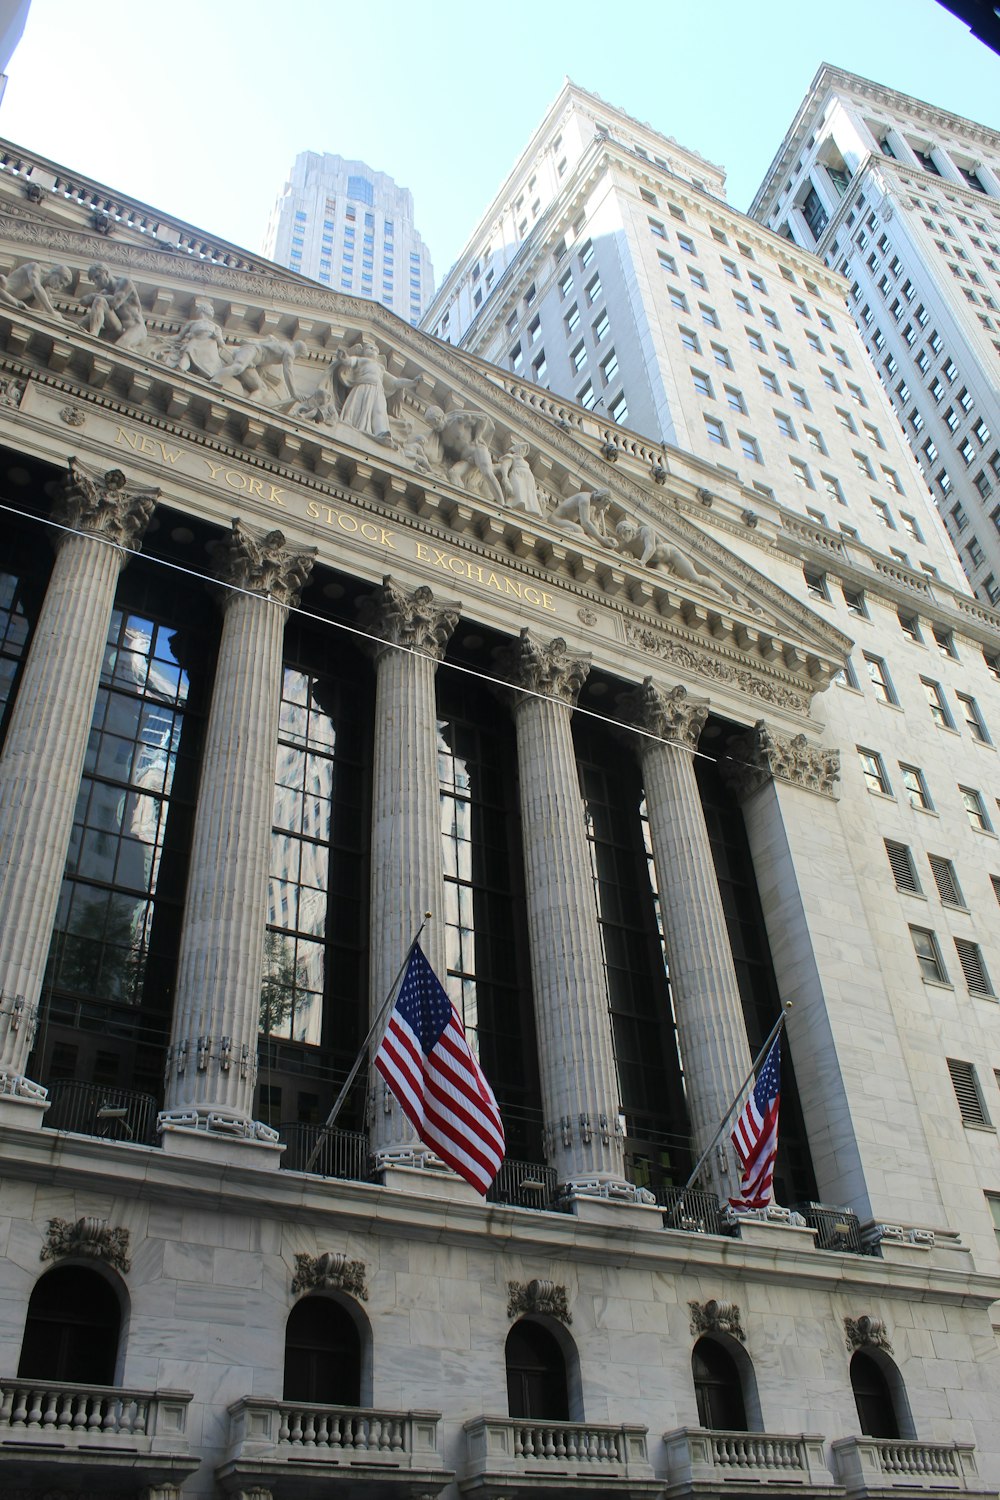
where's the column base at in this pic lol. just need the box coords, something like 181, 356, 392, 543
0, 1073, 49, 1129
563, 1176, 661, 1228
158, 1107, 283, 1171
725, 1207, 817, 1250
379, 1163, 482, 1204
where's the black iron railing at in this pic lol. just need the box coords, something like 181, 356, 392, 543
43, 1080, 159, 1145
277, 1122, 371, 1181
487, 1158, 560, 1210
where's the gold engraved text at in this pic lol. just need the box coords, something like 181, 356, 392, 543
414, 541, 555, 611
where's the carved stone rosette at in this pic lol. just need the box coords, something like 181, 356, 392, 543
844, 1314, 893, 1354
291, 1251, 368, 1300
41, 1216, 131, 1274
55, 457, 160, 551
508, 1278, 572, 1325
209, 517, 317, 608
618, 678, 708, 750
495, 628, 590, 706
689, 1298, 745, 1343
722, 721, 841, 801
358, 575, 460, 661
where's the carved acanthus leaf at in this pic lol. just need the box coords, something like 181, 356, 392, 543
507, 1278, 572, 1325
55, 458, 158, 552
722, 721, 840, 801
689, 1298, 745, 1342
623, 625, 809, 713
209, 517, 316, 608
291, 1251, 368, 1300
357, 575, 460, 660
41, 1216, 131, 1273
618, 678, 708, 749
496, 628, 590, 706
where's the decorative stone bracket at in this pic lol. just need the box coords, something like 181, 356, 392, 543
689, 1298, 746, 1343
41, 1215, 131, 1273
291, 1251, 368, 1300
844, 1314, 893, 1354
507, 1278, 572, 1324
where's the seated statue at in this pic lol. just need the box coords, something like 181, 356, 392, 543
549, 488, 619, 549
615, 517, 743, 605
0, 260, 73, 319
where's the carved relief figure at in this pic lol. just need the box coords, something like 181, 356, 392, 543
424, 405, 505, 505
495, 440, 543, 515
615, 517, 742, 605
327, 338, 418, 444
212, 333, 306, 403
0, 260, 73, 319
79, 262, 147, 349
397, 416, 436, 474
156, 298, 232, 379
550, 487, 618, 548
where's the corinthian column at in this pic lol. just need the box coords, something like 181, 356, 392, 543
358, 578, 460, 1168
618, 680, 752, 1201
159, 520, 315, 1164
0, 460, 157, 1126
497, 630, 632, 1198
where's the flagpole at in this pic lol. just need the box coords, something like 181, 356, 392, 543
670, 1001, 792, 1221
302, 913, 432, 1175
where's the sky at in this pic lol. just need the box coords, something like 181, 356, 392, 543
1, 0, 997, 285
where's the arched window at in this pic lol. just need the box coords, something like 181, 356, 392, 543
692, 1337, 748, 1431
506, 1320, 570, 1421
850, 1351, 900, 1439
18, 1266, 122, 1386
284, 1296, 362, 1406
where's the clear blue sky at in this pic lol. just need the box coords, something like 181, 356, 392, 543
2, 0, 997, 281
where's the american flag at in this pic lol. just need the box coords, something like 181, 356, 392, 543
730, 1033, 781, 1209
374, 943, 505, 1195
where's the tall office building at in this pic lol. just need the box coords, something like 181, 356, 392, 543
0, 94, 999, 1500
264, 150, 434, 324
749, 68, 1000, 605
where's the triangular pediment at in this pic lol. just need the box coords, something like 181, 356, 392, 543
0, 153, 850, 723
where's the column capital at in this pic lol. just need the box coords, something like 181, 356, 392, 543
722, 720, 841, 801
55, 456, 159, 551
209, 518, 317, 607
496, 629, 590, 707
358, 575, 460, 661
618, 678, 708, 749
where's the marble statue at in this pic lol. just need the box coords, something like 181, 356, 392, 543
423, 405, 505, 506
615, 517, 743, 605
78, 262, 147, 350
396, 417, 436, 475
156, 299, 232, 379
549, 487, 619, 548
0, 260, 73, 319
495, 440, 543, 515
326, 338, 418, 444
212, 334, 306, 403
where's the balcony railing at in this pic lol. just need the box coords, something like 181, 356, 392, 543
218, 1399, 450, 1496
462, 1416, 659, 1495
43, 1080, 159, 1144
277, 1122, 371, 1181
486, 1159, 559, 1211
659, 1187, 725, 1236
663, 1428, 835, 1491
831, 1437, 984, 1495
0, 1378, 197, 1488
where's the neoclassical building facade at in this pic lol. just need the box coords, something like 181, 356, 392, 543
0, 141, 998, 1500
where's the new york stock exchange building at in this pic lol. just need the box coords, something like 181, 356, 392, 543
0, 138, 998, 1500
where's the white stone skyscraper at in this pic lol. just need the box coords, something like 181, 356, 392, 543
750, 67, 1000, 605
264, 150, 434, 324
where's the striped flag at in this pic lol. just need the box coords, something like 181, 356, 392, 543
374, 943, 505, 1194
730, 1033, 781, 1210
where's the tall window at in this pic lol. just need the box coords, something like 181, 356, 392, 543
283, 1296, 362, 1406
19, 1267, 122, 1386
850, 1351, 902, 1439
437, 671, 541, 1160
692, 1338, 749, 1430
506, 1320, 570, 1421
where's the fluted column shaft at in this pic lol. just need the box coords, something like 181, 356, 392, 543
161, 521, 315, 1142
361, 578, 459, 1165
501, 632, 626, 1189
0, 462, 156, 1106
623, 681, 752, 1201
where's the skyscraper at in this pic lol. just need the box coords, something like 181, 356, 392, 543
749, 67, 1000, 605
265, 150, 434, 324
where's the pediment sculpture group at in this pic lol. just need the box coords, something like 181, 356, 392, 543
1, 255, 753, 608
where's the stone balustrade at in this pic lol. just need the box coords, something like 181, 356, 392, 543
831, 1436, 984, 1495
663, 1427, 835, 1493
217, 1398, 451, 1497
461, 1416, 659, 1496
0, 1378, 197, 1490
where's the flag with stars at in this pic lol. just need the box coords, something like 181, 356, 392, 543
730, 1033, 781, 1210
373, 943, 505, 1194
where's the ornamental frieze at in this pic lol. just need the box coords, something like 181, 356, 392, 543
623, 625, 809, 713
41, 1216, 131, 1273
689, 1299, 746, 1343
722, 721, 841, 800
508, 1278, 572, 1325
844, 1315, 893, 1354
291, 1251, 368, 1300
